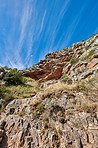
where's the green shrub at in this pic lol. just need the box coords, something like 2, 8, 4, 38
4, 93, 14, 102
81, 49, 95, 60
61, 74, 69, 81
4, 69, 26, 85
89, 39, 95, 46
68, 46, 72, 51
87, 38, 92, 42
73, 81, 88, 91
83, 105, 97, 113
94, 43, 98, 47
37, 103, 44, 112
0, 86, 10, 99
57, 128, 62, 135
32, 102, 45, 119
69, 57, 79, 65
88, 49, 95, 56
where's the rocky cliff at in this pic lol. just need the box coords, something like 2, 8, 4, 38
0, 34, 98, 148
22, 34, 98, 83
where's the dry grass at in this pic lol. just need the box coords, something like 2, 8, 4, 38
43, 81, 75, 97
0, 78, 40, 101
73, 77, 98, 92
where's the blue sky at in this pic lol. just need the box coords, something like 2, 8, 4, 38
0, 0, 98, 69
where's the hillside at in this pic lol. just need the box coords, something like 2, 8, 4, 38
0, 34, 98, 148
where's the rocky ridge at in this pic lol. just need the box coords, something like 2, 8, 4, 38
0, 34, 98, 148
21, 34, 98, 83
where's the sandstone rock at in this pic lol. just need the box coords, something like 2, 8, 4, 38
63, 64, 71, 74
87, 58, 98, 68
42, 67, 63, 82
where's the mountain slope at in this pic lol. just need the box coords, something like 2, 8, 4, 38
0, 34, 98, 148
22, 34, 98, 83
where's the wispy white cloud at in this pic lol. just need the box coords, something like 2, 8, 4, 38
39, 0, 71, 61
0, 0, 97, 69
3, 0, 35, 69
38, 10, 46, 36
94, 27, 98, 33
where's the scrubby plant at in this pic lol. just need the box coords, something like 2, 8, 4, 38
43, 120, 49, 129
68, 46, 72, 51
37, 103, 44, 112
82, 104, 97, 114
88, 49, 95, 56
0, 86, 10, 99
57, 128, 62, 135
73, 81, 88, 91
61, 74, 69, 82
94, 43, 98, 47
32, 102, 45, 119
87, 38, 92, 42
4, 68, 26, 85
88, 39, 95, 46
81, 49, 95, 60
50, 99, 56, 106
4, 93, 14, 102
69, 57, 79, 65
19, 108, 25, 116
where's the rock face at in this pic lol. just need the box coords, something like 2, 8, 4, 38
0, 34, 98, 148
0, 87, 98, 148
21, 34, 98, 83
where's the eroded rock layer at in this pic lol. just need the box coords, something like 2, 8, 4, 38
22, 34, 98, 83
0, 35, 98, 148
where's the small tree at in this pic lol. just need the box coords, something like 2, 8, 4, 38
4, 69, 26, 85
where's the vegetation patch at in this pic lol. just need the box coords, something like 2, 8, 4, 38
87, 38, 92, 42
3, 68, 26, 85
69, 57, 79, 65
19, 107, 25, 116
81, 49, 95, 60
0, 77, 40, 109
68, 46, 72, 51
82, 104, 97, 114
61, 74, 69, 82
32, 102, 45, 119
94, 43, 98, 47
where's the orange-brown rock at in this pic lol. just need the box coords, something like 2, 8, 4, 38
44, 67, 63, 81
24, 69, 50, 80
21, 34, 98, 83
0, 137, 3, 143
87, 58, 98, 69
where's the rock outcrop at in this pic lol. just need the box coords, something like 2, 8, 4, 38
0, 34, 98, 148
21, 34, 98, 83
0, 82, 98, 148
